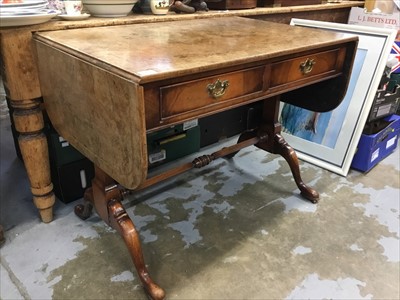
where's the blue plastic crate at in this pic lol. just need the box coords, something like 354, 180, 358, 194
351, 114, 400, 172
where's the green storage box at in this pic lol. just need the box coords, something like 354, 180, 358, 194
48, 131, 86, 166
147, 121, 200, 168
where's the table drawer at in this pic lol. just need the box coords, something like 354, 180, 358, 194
269, 47, 345, 89
160, 66, 266, 120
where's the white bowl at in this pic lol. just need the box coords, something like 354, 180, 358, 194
83, 0, 136, 4
82, 0, 138, 17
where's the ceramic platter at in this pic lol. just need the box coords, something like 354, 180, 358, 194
0, 3, 48, 13
0, 10, 59, 27
0, 0, 47, 7
58, 13, 90, 20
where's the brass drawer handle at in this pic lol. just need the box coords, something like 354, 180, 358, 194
207, 79, 229, 99
299, 58, 316, 75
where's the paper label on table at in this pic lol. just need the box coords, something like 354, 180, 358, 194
149, 149, 166, 164
183, 119, 198, 130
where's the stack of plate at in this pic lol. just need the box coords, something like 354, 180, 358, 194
0, 0, 59, 27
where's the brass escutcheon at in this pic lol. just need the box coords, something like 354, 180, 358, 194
299, 58, 316, 75
207, 79, 229, 99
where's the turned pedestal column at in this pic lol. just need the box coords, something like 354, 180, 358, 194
0, 31, 55, 223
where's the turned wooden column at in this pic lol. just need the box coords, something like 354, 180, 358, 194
0, 31, 55, 223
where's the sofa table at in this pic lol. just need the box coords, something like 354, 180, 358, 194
33, 17, 357, 299
0, 1, 363, 224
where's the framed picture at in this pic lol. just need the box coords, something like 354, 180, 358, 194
279, 18, 397, 176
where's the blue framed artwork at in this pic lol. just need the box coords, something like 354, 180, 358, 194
281, 19, 397, 176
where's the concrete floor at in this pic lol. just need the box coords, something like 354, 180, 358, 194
1, 100, 399, 298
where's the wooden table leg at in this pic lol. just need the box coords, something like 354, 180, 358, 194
10, 98, 55, 222
77, 166, 165, 300
1, 31, 55, 223
255, 96, 319, 203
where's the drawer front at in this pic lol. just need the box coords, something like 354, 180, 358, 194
269, 48, 345, 89
160, 66, 265, 120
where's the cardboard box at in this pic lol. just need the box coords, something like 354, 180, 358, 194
348, 7, 400, 29
351, 114, 400, 172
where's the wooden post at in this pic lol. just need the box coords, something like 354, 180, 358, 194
0, 31, 55, 223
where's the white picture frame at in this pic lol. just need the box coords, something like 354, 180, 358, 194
279, 18, 397, 176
